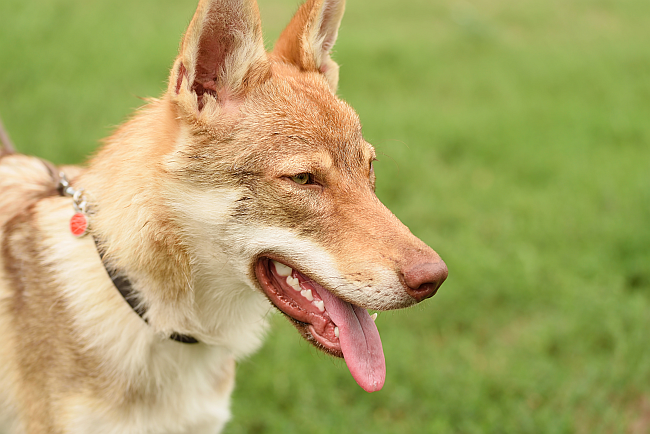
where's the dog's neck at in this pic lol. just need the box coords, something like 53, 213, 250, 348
76, 97, 271, 357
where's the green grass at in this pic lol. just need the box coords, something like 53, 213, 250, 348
2, 0, 649, 432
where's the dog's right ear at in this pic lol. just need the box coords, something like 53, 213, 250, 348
169, 0, 270, 113
273, 0, 346, 93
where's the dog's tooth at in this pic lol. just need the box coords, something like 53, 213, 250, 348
371, 313, 378, 322
313, 300, 325, 312
286, 276, 301, 291
301, 289, 314, 301
334, 327, 339, 338
273, 260, 293, 277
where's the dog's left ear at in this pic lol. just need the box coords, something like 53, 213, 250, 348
170, 0, 270, 112
273, 0, 346, 93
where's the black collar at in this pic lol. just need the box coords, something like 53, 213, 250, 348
94, 238, 199, 344
54, 169, 199, 344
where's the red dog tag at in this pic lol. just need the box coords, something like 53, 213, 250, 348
70, 213, 89, 237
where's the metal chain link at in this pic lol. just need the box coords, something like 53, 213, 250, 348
58, 172, 88, 214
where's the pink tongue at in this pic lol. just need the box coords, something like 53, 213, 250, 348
313, 286, 386, 392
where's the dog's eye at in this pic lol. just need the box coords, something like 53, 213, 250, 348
291, 173, 313, 185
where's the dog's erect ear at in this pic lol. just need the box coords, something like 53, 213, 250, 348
171, 0, 269, 111
273, 0, 346, 92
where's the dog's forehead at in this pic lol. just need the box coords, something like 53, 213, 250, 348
240, 67, 374, 168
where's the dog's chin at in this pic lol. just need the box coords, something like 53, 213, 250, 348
254, 257, 343, 358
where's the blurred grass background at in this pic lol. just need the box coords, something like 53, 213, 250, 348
1, 0, 649, 432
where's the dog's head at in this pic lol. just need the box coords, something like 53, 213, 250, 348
162, 0, 447, 392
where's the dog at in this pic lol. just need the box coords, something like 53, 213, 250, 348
0, 0, 448, 432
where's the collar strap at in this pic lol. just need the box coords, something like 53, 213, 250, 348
95, 238, 199, 344
56, 170, 199, 344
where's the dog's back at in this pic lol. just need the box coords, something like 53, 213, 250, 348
0, 153, 54, 432
0, 152, 90, 433
0, 154, 56, 226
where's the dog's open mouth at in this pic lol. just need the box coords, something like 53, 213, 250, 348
255, 257, 385, 392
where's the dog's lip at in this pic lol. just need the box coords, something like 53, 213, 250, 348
256, 256, 387, 392
254, 257, 343, 357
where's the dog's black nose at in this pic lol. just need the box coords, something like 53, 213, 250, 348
402, 260, 448, 302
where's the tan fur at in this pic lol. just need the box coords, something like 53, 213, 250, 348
0, 0, 446, 432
